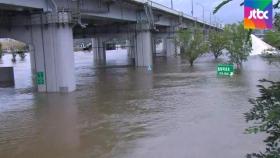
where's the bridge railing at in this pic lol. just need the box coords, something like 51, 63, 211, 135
132, 0, 222, 29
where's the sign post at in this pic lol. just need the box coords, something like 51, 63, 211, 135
217, 64, 234, 76
36, 72, 45, 85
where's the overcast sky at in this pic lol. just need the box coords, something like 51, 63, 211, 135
153, 0, 279, 24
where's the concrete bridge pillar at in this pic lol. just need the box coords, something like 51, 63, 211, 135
165, 25, 183, 56
152, 38, 157, 57
135, 29, 153, 67
98, 39, 106, 64
126, 40, 133, 58
29, 44, 36, 74
176, 44, 181, 55
130, 37, 137, 64
93, 38, 106, 65
31, 13, 75, 93
155, 32, 177, 57
136, 31, 153, 67
166, 37, 176, 56
162, 38, 167, 55
92, 38, 98, 59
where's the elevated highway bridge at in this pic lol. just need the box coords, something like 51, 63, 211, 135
0, 0, 222, 92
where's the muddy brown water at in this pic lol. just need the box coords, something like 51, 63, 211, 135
0, 52, 279, 158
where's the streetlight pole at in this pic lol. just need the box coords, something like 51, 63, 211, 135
196, 2, 205, 22
191, 0, 194, 16
216, 18, 223, 28
170, 0, 173, 9
210, 12, 212, 25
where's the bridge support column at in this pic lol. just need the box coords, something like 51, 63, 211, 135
126, 40, 134, 58
29, 44, 36, 74
135, 30, 153, 67
31, 14, 75, 93
161, 38, 167, 56
98, 39, 106, 64
93, 38, 106, 65
166, 38, 176, 56
176, 45, 181, 55
92, 38, 98, 59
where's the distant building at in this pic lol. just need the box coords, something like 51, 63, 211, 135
73, 39, 92, 51
252, 30, 269, 39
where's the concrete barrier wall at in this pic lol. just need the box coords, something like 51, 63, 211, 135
0, 67, 15, 87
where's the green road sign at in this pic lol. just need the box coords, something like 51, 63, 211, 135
36, 72, 45, 85
217, 64, 234, 76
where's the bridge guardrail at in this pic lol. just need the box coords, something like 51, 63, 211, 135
132, 0, 222, 29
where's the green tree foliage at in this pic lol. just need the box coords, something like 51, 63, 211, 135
213, 0, 279, 41
213, 2, 280, 158
274, 13, 280, 32
213, 0, 280, 40
208, 31, 227, 59
262, 13, 280, 50
245, 79, 280, 158
224, 23, 252, 67
177, 28, 208, 66
264, 31, 280, 50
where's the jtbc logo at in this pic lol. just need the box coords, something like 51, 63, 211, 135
248, 9, 269, 20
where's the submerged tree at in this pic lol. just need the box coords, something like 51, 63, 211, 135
213, 2, 280, 158
245, 79, 280, 158
208, 30, 227, 59
224, 23, 252, 68
263, 12, 280, 51
264, 31, 280, 50
177, 28, 208, 66
275, 13, 280, 32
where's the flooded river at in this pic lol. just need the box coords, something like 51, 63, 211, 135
0, 52, 279, 158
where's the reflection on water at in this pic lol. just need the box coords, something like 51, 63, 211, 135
0, 52, 280, 158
